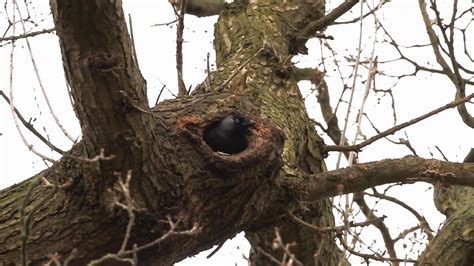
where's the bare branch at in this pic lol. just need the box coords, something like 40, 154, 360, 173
352, 193, 397, 261
217, 47, 263, 91
0, 91, 65, 154
8, 0, 55, 163
62, 148, 116, 163
0, 27, 55, 42
334, 0, 388, 25
337, 235, 418, 263
324, 93, 474, 152
298, 0, 359, 38
288, 210, 385, 233
115, 170, 135, 253
288, 156, 474, 202
272, 227, 304, 266
176, 0, 187, 96
16, 3, 76, 143
365, 191, 434, 240
418, 0, 474, 127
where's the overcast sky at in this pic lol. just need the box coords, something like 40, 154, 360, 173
1, 1, 473, 265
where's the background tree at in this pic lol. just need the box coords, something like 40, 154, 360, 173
0, 0, 473, 265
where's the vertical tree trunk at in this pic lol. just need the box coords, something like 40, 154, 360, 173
420, 150, 474, 265
197, 1, 343, 264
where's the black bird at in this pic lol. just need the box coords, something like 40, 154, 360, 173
203, 115, 255, 154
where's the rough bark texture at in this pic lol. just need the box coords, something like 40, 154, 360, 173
198, 1, 344, 265
0, 0, 473, 265
0, 0, 334, 265
419, 150, 474, 265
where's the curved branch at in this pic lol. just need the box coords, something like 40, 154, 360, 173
418, 0, 474, 127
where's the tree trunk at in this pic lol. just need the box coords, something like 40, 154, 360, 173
1, 1, 473, 265
0, 0, 339, 264
419, 150, 474, 265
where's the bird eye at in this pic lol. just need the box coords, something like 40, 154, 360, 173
235, 118, 240, 123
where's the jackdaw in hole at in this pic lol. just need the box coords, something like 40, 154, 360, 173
203, 115, 255, 154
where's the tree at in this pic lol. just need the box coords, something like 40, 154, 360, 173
0, 0, 473, 265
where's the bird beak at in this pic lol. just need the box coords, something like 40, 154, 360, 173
242, 119, 256, 127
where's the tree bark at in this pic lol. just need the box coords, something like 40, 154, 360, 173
419, 149, 474, 265
1, 1, 473, 265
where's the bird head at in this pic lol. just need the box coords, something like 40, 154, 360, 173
221, 115, 255, 133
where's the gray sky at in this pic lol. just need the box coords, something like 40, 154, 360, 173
1, 0, 473, 265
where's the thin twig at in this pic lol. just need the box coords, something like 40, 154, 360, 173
273, 227, 304, 266
334, 0, 388, 25
393, 225, 421, 242
365, 190, 434, 240
8, 0, 54, 163
0, 27, 54, 42
155, 85, 167, 105
128, 13, 141, 74
324, 93, 474, 152
335, 0, 365, 168
418, 0, 474, 127
63, 249, 78, 266
255, 246, 282, 265
62, 148, 115, 163
150, 18, 179, 27
88, 217, 199, 265
176, 0, 187, 96
298, 0, 359, 37
363, 114, 418, 155
116, 170, 135, 253
127, 218, 199, 255
353, 192, 397, 261
337, 235, 418, 263
288, 210, 385, 233
338, 0, 366, 246
434, 145, 449, 161
206, 241, 225, 258
0, 91, 65, 154
217, 47, 263, 91
16, 2, 76, 143
205, 52, 212, 90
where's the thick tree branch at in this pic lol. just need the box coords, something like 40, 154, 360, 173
298, 0, 359, 37
419, 149, 474, 264
286, 156, 474, 202
50, 0, 148, 149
